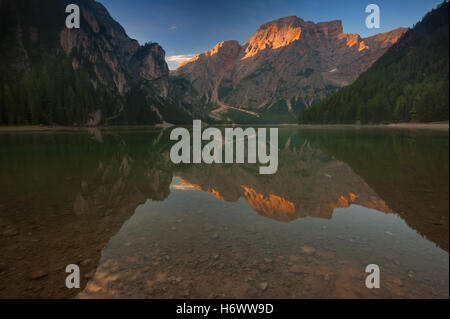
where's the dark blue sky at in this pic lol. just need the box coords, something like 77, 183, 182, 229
97, 0, 442, 69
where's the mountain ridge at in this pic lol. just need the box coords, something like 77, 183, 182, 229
173, 15, 407, 123
298, 1, 449, 124
0, 0, 203, 126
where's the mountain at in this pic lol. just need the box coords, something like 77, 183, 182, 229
299, 1, 449, 124
0, 0, 200, 126
173, 16, 407, 123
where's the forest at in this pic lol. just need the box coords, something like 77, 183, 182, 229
0, 52, 170, 126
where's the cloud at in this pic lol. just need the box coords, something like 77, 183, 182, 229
170, 25, 177, 30
166, 54, 196, 63
166, 54, 197, 69
170, 183, 196, 191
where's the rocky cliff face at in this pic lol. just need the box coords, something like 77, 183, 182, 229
174, 40, 242, 106
60, 0, 170, 94
1, 0, 170, 93
0, 0, 177, 125
173, 16, 407, 121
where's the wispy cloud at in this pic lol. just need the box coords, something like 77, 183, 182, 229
170, 25, 177, 30
166, 54, 197, 69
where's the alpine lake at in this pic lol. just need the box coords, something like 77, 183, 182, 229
0, 125, 448, 299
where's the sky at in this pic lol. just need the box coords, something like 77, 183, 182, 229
97, 0, 443, 69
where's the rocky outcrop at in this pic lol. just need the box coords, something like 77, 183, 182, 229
175, 40, 242, 104
0, 0, 174, 125
173, 16, 407, 119
129, 43, 169, 82
1, 0, 170, 94
58, 0, 169, 94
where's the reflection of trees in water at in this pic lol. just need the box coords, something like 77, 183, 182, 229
0, 130, 173, 298
300, 128, 449, 252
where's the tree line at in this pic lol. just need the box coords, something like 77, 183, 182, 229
0, 52, 168, 126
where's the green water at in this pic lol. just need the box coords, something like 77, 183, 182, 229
0, 126, 448, 298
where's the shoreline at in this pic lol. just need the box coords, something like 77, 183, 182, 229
384, 122, 449, 130
0, 122, 448, 132
0, 125, 168, 133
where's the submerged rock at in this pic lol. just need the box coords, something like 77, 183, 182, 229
259, 282, 269, 291
28, 270, 48, 280
288, 264, 310, 274
300, 246, 316, 255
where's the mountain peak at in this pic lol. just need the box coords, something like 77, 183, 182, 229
177, 40, 241, 69
257, 15, 302, 29
316, 20, 344, 36
241, 17, 349, 59
174, 14, 409, 115
242, 16, 303, 59
363, 27, 409, 47
208, 40, 241, 57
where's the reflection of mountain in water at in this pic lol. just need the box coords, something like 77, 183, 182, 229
174, 139, 392, 222
300, 128, 449, 252
70, 130, 394, 225
0, 127, 447, 298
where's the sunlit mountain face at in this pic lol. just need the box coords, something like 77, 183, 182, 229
172, 16, 407, 123
0, 127, 447, 298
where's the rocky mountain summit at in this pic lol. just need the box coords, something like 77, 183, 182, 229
59, 0, 172, 96
0, 0, 198, 126
173, 16, 407, 122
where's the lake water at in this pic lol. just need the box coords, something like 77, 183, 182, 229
0, 126, 448, 298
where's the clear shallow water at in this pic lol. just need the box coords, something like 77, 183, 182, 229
0, 126, 448, 298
